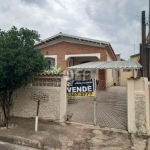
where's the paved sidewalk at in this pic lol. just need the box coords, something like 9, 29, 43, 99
0, 117, 149, 150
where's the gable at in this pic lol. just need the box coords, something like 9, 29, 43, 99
36, 33, 116, 61
106, 47, 116, 61
35, 36, 106, 49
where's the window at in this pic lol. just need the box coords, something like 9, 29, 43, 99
84, 70, 91, 80
45, 57, 55, 69
68, 58, 74, 67
75, 69, 91, 80
123, 69, 131, 72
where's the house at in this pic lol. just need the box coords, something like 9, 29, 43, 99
116, 53, 141, 86
113, 54, 134, 86
130, 53, 141, 78
35, 32, 117, 86
130, 53, 140, 61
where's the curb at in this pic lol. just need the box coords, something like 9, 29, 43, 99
0, 135, 44, 149
65, 121, 128, 134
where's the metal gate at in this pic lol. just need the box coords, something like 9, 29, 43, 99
67, 97, 94, 125
96, 86, 127, 129
67, 86, 127, 130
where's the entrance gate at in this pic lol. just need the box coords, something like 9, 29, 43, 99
67, 85, 127, 130
67, 60, 142, 130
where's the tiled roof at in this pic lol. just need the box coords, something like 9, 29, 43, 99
67, 60, 142, 70
35, 32, 110, 47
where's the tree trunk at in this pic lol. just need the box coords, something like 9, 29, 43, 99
1, 90, 13, 128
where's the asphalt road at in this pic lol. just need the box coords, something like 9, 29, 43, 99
0, 141, 38, 150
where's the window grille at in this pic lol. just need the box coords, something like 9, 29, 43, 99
45, 57, 55, 69
32, 78, 61, 87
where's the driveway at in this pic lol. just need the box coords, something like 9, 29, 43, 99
68, 86, 127, 129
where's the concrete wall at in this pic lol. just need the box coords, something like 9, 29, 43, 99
12, 76, 67, 122
127, 77, 150, 135
120, 69, 133, 86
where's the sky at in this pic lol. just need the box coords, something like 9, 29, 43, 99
0, 0, 149, 60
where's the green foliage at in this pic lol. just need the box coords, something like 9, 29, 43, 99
44, 66, 63, 74
0, 26, 47, 91
0, 26, 47, 127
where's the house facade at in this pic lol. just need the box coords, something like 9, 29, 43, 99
114, 54, 135, 86
114, 53, 141, 86
35, 33, 116, 85
130, 53, 140, 61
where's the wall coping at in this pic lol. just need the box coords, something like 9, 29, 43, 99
36, 73, 65, 77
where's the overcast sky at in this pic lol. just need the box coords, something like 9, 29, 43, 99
0, 0, 149, 60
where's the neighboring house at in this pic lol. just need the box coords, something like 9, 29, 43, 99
35, 32, 117, 85
116, 54, 125, 61
130, 53, 140, 61
117, 53, 141, 86
114, 54, 133, 86
119, 68, 133, 86
130, 53, 141, 78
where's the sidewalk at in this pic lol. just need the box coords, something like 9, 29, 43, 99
0, 117, 149, 150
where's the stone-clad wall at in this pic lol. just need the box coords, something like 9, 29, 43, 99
127, 77, 150, 135
12, 76, 67, 121
12, 87, 60, 120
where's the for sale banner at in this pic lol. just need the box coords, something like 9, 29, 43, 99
67, 79, 94, 97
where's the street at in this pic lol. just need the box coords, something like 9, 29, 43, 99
0, 141, 38, 150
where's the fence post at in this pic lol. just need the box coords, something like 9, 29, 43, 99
94, 78, 97, 125
59, 76, 67, 122
127, 77, 150, 135
127, 78, 136, 133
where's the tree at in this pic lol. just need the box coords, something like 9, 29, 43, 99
0, 26, 47, 127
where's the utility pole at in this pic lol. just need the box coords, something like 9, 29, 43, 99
146, 0, 150, 80
149, 0, 150, 34
141, 11, 147, 77
148, 0, 150, 80
140, 44, 143, 76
